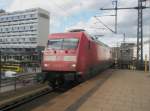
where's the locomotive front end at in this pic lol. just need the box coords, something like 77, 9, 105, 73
42, 37, 79, 72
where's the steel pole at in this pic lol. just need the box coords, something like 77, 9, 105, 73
149, 24, 150, 72
0, 51, 1, 92
115, 0, 118, 33
149, 0, 150, 73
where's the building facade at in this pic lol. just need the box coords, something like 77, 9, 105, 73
119, 43, 135, 68
0, 8, 49, 49
0, 8, 49, 72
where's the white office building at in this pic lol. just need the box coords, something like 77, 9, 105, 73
0, 8, 49, 49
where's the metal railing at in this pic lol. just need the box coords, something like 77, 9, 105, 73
0, 72, 41, 93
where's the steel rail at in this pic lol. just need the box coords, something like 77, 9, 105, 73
0, 86, 52, 111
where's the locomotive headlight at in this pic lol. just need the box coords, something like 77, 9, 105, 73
72, 64, 76, 67
44, 64, 48, 67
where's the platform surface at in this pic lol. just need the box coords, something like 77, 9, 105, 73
32, 69, 150, 111
77, 70, 150, 111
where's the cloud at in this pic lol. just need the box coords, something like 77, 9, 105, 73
5, 0, 150, 38
66, 0, 150, 38
0, 0, 13, 9
6, 0, 113, 33
6, 0, 110, 16
3, 0, 150, 56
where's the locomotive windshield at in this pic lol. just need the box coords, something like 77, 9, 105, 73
47, 38, 79, 50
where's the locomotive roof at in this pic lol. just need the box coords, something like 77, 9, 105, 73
94, 39, 109, 48
48, 32, 109, 48
48, 32, 84, 38
86, 33, 109, 48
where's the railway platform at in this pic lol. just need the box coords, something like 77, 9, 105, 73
31, 69, 150, 111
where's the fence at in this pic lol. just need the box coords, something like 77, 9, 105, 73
0, 72, 41, 93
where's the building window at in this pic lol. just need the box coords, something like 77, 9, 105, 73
1, 18, 3, 21
11, 38, 14, 42
30, 26, 33, 29
8, 17, 11, 21
14, 16, 18, 20
22, 38, 25, 41
17, 38, 19, 41
24, 15, 26, 18
29, 38, 36, 41
5, 17, 8, 21
5, 28, 8, 32
30, 14, 33, 17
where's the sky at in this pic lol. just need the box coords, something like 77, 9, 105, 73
0, 0, 150, 56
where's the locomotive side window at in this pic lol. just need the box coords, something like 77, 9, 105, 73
47, 38, 79, 50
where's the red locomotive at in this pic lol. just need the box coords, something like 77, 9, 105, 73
42, 30, 113, 88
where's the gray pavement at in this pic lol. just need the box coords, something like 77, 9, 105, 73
78, 70, 150, 111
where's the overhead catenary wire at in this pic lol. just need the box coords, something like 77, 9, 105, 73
100, 0, 150, 69
94, 16, 116, 33
50, 1, 80, 31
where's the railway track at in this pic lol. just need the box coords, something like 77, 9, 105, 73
0, 86, 52, 111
